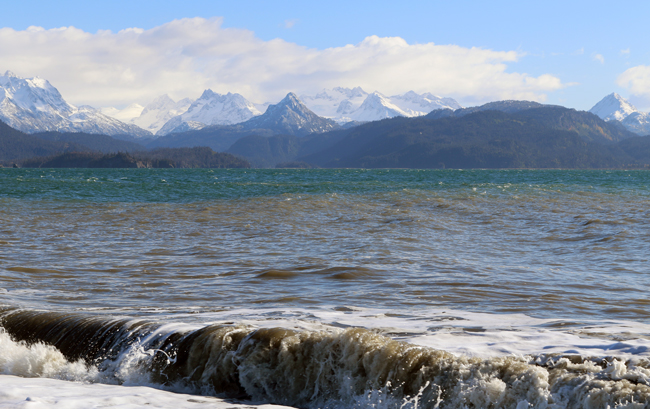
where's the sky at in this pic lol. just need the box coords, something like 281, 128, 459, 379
1, 0, 649, 111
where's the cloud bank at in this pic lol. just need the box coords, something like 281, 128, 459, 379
0, 17, 566, 107
617, 65, 650, 110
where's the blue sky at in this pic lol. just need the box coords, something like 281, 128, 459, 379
1, 0, 648, 111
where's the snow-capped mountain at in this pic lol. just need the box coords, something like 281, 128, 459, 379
65, 105, 151, 136
100, 103, 144, 122
129, 95, 192, 134
0, 71, 151, 138
589, 93, 638, 122
348, 92, 410, 122
621, 111, 650, 135
300, 87, 369, 121
590, 93, 650, 135
157, 90, 261, 135
389, 91, 462, 115
300, 87, 461, 123
101, 95, 193, 134
241, 92, 339, 136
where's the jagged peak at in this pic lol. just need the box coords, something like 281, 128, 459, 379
151, 94, 175, 104
273, 92, 305, 110
590, 93, 638, 122
3, 70, 17, 78
332, 86, 368, 98
363, 91, 391, 103
283, 92, 300, 101
199, 89, 219, 99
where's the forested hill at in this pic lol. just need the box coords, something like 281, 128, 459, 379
5, 103, 650, 169
230, 107, 648, 168
0, 120, 249, 168
19, 147, 250, 169
0, 121, 146, 163
0, 121, 89, 162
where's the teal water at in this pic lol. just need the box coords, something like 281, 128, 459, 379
1, 168, 649, 323
2, 168, 648, 202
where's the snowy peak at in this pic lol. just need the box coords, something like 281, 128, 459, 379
621, 111, 650, 136
242, 92, 339, 136
589, 93, 638, 122
0, 71, 151, 137
140, 94, 178, 115
129, 95, 192, 134
156, 90, 260, 135
274, 92, 302, 111
390, 91, 462, 115
300, 87, 369, 122
349, 92, 409, 122
589, 93, 650, 135
332, 86, 368, 99
300, 87, 461, 124
0, 71, 75, 118
100, 103, 144, 122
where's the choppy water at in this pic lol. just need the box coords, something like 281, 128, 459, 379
1, 168, 650, 408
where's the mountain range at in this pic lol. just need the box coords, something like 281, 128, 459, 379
5, 94, 650, 170
3, 70, 650, 170
0, 71, 151, 138
4, 70, 648, 142
226, 100, 642, 168
298, 87, 461, 124
1, 71, 467, 139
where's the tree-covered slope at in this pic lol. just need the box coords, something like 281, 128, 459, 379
0, 120, 89, 162
298, 110, 637, 169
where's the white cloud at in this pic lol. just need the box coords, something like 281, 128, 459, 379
618, 65, 650, 95
593, 54, 605, 64
621, 48, 630, 55
284, 19, 298, 29
0, 17, 567, 107
617, 65, 650, 110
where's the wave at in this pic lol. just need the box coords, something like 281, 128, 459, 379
1, 309, 649, 408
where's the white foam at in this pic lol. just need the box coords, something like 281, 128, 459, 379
1, 307, 650, 409
0, 375, 294, 409
158, 306, 650, 360
0, 330, 98, 382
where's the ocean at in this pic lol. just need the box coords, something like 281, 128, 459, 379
1, 168, 649, 408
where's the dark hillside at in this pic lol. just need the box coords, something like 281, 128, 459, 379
19, 147, 250, 169
0, 121, 89, 162
33, 132, 146, 153
298, 110, 636, 169
147, 125, 275, 152
513, 107, 635, 143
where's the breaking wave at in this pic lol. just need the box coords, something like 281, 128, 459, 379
1, 309, 650, 408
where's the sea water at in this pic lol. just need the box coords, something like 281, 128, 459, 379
0, 168, 649, 408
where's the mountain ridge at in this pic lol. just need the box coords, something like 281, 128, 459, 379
0, 72, 151, 138
590, 93, 650, 136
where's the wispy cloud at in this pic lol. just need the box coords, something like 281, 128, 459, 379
593, 54, 605, 64
573, 48, 584, 55
0, 18, 568, 107
618, 65, 650, 110
284, 19, 298, 29
618, 65, 650, 95
621, 48, 630, 55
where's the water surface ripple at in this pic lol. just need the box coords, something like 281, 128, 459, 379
1, 168, 649, 323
